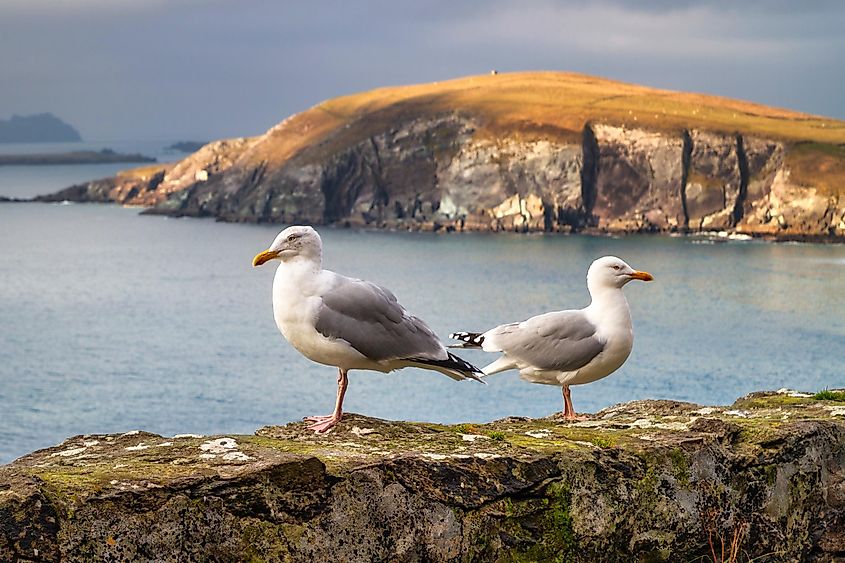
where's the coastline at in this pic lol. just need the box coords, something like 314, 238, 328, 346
6, 196, 845, 244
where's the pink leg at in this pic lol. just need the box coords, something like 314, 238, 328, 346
561, 386, 570, 418
562, 385, 583, 421
305, 368, 348, 433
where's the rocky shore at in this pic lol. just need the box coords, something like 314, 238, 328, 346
2, 390, 845, 561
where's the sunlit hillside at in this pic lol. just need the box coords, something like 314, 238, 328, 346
238, 71, 845, 195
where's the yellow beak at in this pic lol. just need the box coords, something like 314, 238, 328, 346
252, 249, 279, 267
630, 270, 654, 281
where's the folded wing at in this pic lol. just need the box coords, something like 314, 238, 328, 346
486, 310, 605, 372
315, 276, 445, 362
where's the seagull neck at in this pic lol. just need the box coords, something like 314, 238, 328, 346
587, 285, 630, 316
279, 255, 322, 276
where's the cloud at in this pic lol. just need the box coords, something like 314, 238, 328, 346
0, 0, 842, 139
439, 1, 838, 60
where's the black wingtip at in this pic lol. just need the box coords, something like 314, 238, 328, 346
446, 352, 486, 383
408, 352, 484, 382
449, 331, 485, 348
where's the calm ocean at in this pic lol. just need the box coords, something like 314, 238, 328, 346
1, 157, 844, 463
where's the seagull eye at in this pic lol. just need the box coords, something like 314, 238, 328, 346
612, 265, 621, 270
286, 234, 300, 242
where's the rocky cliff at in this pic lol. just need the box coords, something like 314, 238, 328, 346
40, 72, 845, 239
3, 390, 845, 561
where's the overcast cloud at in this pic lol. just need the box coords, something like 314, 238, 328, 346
1, 0, 843, 141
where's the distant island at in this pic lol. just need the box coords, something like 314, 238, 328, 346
167, 141, 207, 153
0, 149, 155, 166
0, 113, 82, 143
39, 71, 845, 241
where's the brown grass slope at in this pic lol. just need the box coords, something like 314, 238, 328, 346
242, 71, 844, 195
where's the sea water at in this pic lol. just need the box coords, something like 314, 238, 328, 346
1, 175, 844, 463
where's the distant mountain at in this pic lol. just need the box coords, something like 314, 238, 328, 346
0, 113, 82, 143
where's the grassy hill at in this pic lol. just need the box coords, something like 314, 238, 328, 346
246, 71, 844, 195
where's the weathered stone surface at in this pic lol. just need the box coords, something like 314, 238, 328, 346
151, 115, 588, 233
739, 167, 843, 238
3, 391, 845, 561
684, 130, 744, 230
439, 137, 584, 232
590, 124, 686, 232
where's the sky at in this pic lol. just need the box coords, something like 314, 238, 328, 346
1, 0, 844, 142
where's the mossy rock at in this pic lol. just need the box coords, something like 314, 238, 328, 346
2, 391, 845, 561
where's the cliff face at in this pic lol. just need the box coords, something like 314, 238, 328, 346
3, 391, 845, 562
42, 72, 845, 239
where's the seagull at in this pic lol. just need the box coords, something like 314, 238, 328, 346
450, 256, 653, 420
252, 226, 483, 433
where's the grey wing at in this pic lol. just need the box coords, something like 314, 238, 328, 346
489, 311, 604, 372
314, 276, 446, 362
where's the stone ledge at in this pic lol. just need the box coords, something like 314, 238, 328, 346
2, 390, 845, 561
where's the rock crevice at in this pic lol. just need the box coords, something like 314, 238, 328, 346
580, 123, 600, 226
680, 129, 693, 230
733, 133, 750, 227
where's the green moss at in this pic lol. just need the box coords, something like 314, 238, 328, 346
732, 394, 809, 410
528, 482, 576, 562
668, 449, 690, 488
32, 461, 208, 500
546, 483, 577, 558
501, 482, 577, 563
487, 431, 506, 441
452, 423, 480, 434
762, 464, 778, 486
240, 435, 328, 456
813, 390, 845, 402
636, 464, 660, 500
492, 422, 637, 453
501, 433, 577, 452
240, 519, 295, 561
590, 436, 614, 449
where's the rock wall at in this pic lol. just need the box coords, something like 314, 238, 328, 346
588, 124, 687, 232
40, 115, 845, 239
151, 116, 588, 232
2, 391, 845, 561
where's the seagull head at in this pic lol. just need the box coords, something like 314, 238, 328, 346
587, 256, 653, 290
252, 225, 322, 267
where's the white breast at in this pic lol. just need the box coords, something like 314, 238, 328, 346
271, 262, 371, 370
562, 292, 634, 386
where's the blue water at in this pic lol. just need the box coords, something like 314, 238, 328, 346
1, 173, 844, 463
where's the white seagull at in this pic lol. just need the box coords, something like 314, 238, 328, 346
450, 256, 653, 420
252, 226, 483, 433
